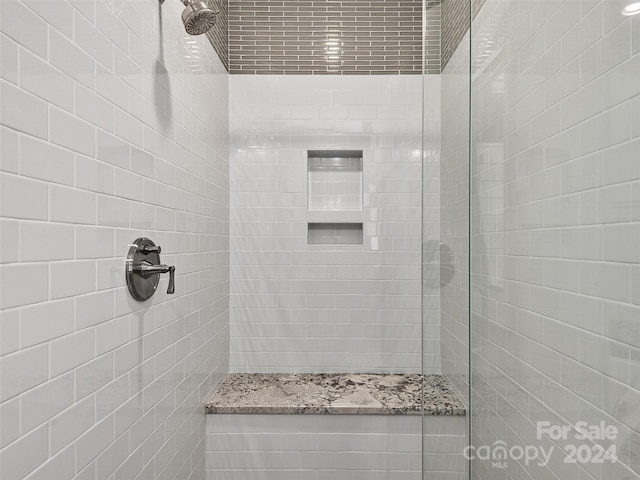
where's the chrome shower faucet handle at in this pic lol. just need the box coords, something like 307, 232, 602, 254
132, 263, 175, 294
140, 244, 161, 255
126, 238, 176, 301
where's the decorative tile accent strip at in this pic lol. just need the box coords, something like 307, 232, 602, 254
206, 0, 230, 71
441, 0, 485, 69
228, 0, 440, 75
424, 0, 442, 73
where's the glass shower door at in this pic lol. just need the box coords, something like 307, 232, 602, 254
427, 0, 472, 478
468, 1, 640, 480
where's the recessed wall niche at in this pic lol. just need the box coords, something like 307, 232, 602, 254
307, 150, 364, 245
307, 223, 364, 245
307, 150, 363, 211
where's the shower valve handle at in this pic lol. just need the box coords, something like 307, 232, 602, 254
131, 262, 176, 295
167, 266, 175, 294
140, 245, 161, 255
126, 238, 176, 300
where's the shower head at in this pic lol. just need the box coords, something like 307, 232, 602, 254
181, 0, 217, 35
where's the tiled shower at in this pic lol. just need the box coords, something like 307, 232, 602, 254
1, 1, 639, 480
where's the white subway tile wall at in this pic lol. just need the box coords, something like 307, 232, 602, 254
206, 414, 467, 480
445, 0, 640, 479
228, 75, 440, 373
0, 1, 229, 480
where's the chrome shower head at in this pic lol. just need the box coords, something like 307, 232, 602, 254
181, 0, 217, 35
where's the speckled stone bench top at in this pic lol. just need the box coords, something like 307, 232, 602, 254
205, 373, 465, 415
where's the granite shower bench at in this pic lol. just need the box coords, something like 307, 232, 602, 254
205, 374, 467, 480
